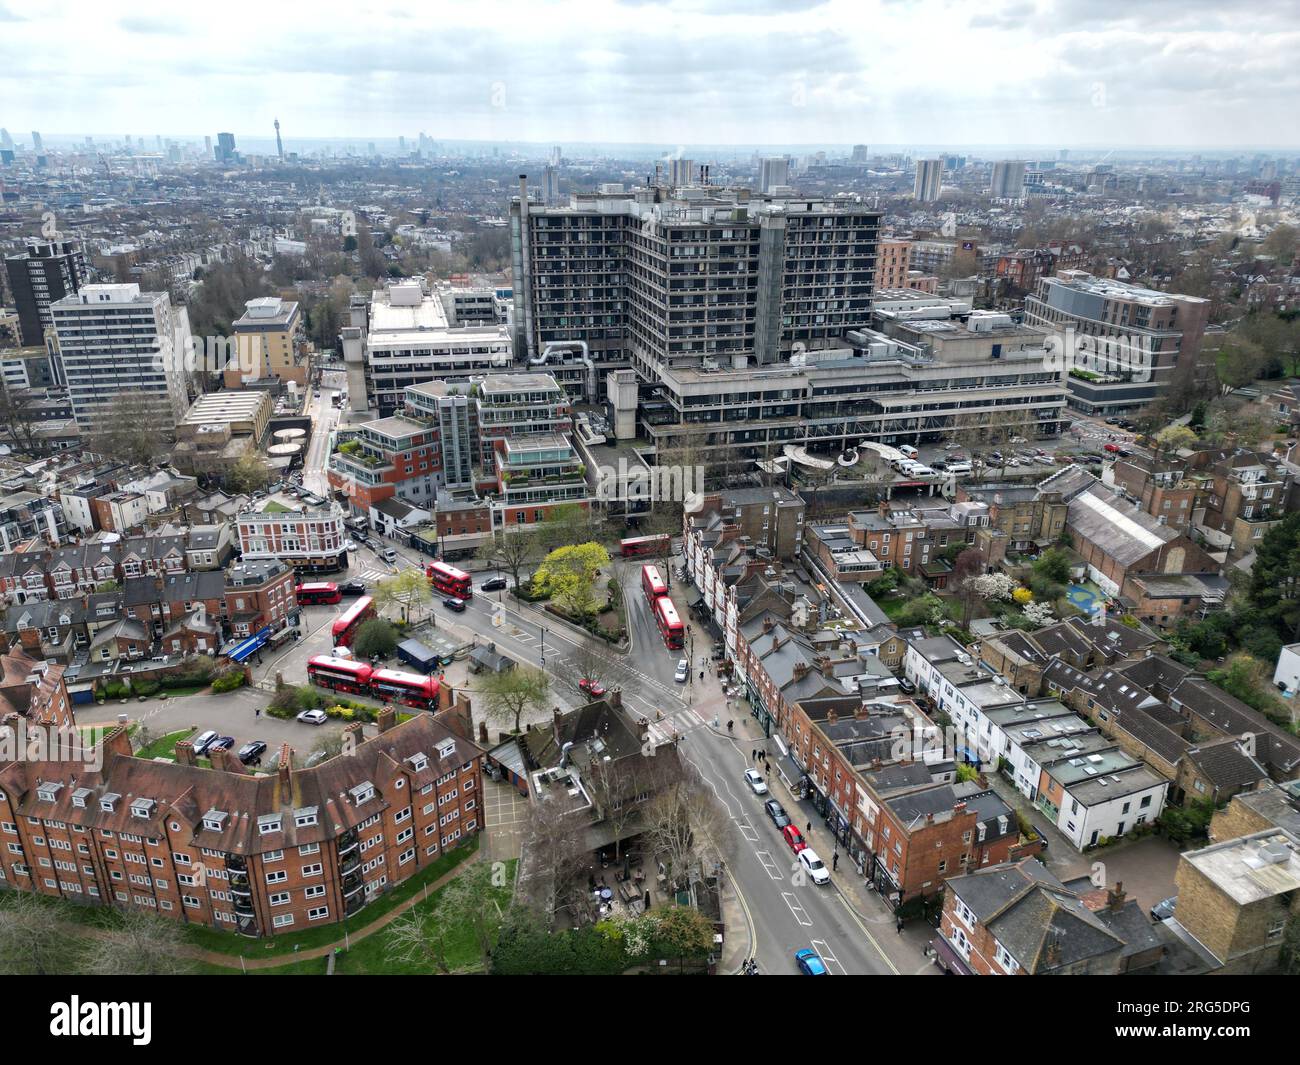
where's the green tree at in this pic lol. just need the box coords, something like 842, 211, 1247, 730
1032, 547, 1072, 586
532, 542, 610, 618
1152, 424, 1198, 457
1215, 337, 1267, 392
224, 451, 273, 495
649, 906, 715, 973
480, 664, 550, 734
352, 617, 399, 660
1248, 513, 1300, 640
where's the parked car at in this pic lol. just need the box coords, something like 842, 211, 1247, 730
381, 547, 398, 563
782, 824, 807, 854
481, 575, 509, 593
208, 736, 235, 754
795, 948, 829, 975
578, 677, 607, 698
674, 658, 689, 683
442, 596, 467, 612
192, 729, 218, 756
798, 848, 831, 886
339, 579, 367, 595
764, 799, 791, 828
743, 768, 768, 795
238, 740, 268, 765
297, 708, 328, 725
1150, 896, 1177, 922
898, 677, 916, 695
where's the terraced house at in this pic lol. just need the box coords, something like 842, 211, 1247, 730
0, 711, 483, 935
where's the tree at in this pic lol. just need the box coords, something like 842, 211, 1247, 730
1152, 424, 1198, 458
1249, 513, 1300, 640
1215, 337, 1268, 392
521, 788, 589, 922
351, 617, 398, 660
568, 642, 635, 699
0, 381, 46, 454
374, 570, 430, 622
642, 759, 729, 894
81, 910, 195, 976
389, 860, 505, 973
952, 548, 986, 627
1262, 224, 1298, 267
650, 905, 715, 973
536, 503, 600, 552
87, 393, 178, 466
477, 529, 542, 596
480, 664, 550, 735
1032, 547, 1072, 585
0, 891, 80, 974
532, 542, 610, 618
224, 451, 273, 495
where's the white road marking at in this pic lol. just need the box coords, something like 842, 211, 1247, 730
781, 891, 813, 927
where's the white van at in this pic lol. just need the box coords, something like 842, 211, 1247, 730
909, 464, 935, 476
898, 444, 919, 460
947, 462, 973, 476
381, 547, 398, 564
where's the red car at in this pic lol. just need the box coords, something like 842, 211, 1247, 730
1103, 443, 1121, 453
578, 678, 607, 698
782, 825, 807, 854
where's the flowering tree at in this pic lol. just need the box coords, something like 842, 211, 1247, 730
966, 572, 1017, 602
1023, 600, 1055, 627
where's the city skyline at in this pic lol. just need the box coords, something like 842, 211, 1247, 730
2, 0, 1299, 149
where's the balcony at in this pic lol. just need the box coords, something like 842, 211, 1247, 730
340, 851, 361, 876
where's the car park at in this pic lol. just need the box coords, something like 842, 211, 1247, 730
795, 948, 829, 975
238, 740, 268, 765
297, 709, 328, 725
192, 729, 218, 756
798, 848, 831, 885
782, 824, 807, 854
764, 799, 791, 828
442, 596, 466, 612
481, 575, 509, 592
743, 768, 768, 795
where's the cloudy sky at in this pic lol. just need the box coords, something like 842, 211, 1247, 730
2, 0, 1298, 149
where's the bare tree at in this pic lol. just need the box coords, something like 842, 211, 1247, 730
641, 758, 729, 893
477, 529, 542, 595
0, 890, 80, 974
0, 382, 45, 455
479, 665, 551, 735
81, 909, 195, 976
388, 860, 507, 973
87, 393, 177, 466
567, 642, 635, 700
520, 793, 589, 924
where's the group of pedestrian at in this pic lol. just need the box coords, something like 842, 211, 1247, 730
750, 748, 769, 767
741, 958, 760, 975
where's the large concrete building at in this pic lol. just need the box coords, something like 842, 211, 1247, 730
50, 283, 192, 430
913, 159, 943, 202
989, 159, 1026, 199
3, 240, 87, 348
223, 296, 306, 389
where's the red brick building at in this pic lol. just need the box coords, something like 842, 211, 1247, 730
0, 710, 483, 935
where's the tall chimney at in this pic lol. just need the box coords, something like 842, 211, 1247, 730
277, 744, 292, 790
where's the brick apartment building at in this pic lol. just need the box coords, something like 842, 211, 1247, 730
236, 509, 347, 573
222, 559, 297, 639
0, 710, 483, 936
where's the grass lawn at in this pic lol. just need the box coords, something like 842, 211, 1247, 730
261, 500, 292, 513
184, 836, 481, 959
201, 854, 517, 975
79, 722, 138, 748
134, 727, 197, 761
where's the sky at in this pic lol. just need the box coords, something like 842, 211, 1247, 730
2, 0, 1299, 150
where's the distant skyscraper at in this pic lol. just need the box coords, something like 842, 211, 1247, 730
0, 129, 12, 151
668, 157, 694, 185
990, 160, 1026, 199
368, 142, 376, 155
399, 135, 406, 151
851, 144, 869, 164
759, 156, 789, 193
204, 135, 211, 158
4, 240, 87, 347
914, 159, 943, 202
216, 132, 236, 162
550, 145, 562, 167
543, 165, 561, 205
275, 118, 284, 162
30, 131, 42, 153
1058, 148, 1070, 161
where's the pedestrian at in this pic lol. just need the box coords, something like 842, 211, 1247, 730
832, 852, 839, 871
806, 821, 812, 835
699, 670, 704, 682
255, 706, 261, 718
726, 719, 734, 733
751, 748, 757, 762
896, 917, 904, 935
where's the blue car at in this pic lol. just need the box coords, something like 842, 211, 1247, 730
795, 948, 828, 975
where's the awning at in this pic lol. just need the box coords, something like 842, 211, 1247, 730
930, 936, 972, 975
226, 626, 272, 663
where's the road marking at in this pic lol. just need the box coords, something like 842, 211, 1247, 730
780, 891, 813, 927
810, 938, 846, 975
833, 892, 900, 975
755, 850, 784, 881
737, 821, 759, 842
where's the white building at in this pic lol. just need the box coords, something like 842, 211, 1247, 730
1274, 644, 1300, 696
50, 283, 192, 430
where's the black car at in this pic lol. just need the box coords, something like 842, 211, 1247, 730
480, 575, 508, 593
764, 799, 792, 828
1150, 896, 1177, 922
238, 740, 268, 766
442, 596, 467, 612
898, 677, 917, 695
208, 736, 235, 754
339, 578, 367, 596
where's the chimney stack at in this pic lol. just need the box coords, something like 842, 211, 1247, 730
175, 740, 197, 766
1107, 881, 1127, 912
277, 744, 292, 789
609, 689, 622, 709
793, 661, 810, 681
377, 705, 397, 733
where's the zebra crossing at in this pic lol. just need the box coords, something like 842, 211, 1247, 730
643, 706, 710, 748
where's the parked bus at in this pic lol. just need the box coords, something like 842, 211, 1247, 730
654, 596, 685, 650
641, 564, 668, 605
295, 581, 342, 606
369, 669, 440, 711
331, 596, 376, 647
426, 560, 473, 599
306, 655, 374, 696
620, 534, 671, 558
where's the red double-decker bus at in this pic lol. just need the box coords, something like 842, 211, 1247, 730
641, 564, 668, 605
654, 596, 684, 649
369, 668, 440, 711
331, 596, 376, 647
621, 534, 670, 558
306, 655, 373, 695
296, 581, 342, 606
426, 561, 472, 599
